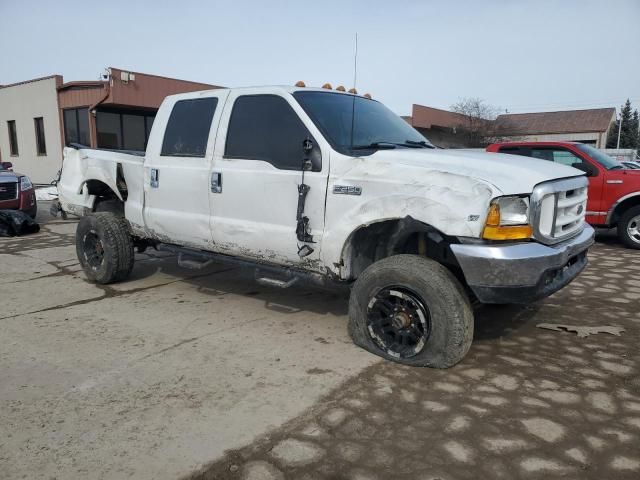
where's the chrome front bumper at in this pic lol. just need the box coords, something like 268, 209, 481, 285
450, 225, 595, 304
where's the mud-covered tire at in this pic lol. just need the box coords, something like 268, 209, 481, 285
348, 255, 473, 368
94, 198, 124, 216
76, 212, 134, 284
617, 205, 640, 250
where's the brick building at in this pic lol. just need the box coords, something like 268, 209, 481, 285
0, 68, 220, 183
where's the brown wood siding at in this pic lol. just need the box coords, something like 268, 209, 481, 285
58, 85, 107, 109
106, 68, 219, 109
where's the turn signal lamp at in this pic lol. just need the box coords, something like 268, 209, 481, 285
336, 85, 346, 92
482, 201, 533, 240
295, 81, 306, 87
322, 83, 332, 89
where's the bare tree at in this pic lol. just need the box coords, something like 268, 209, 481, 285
450, 97, 500, 147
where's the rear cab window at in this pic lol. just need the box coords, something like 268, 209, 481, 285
161, 97, 218, 157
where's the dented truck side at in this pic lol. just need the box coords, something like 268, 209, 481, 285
57, 85, 594, 368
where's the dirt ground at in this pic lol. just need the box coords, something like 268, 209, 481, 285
1, 203, 639, 479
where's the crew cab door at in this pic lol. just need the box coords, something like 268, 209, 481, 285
143, 90, 228, 247
209, 91, 329, 268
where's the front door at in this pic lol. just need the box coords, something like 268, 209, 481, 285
143, 90, 228, 248
209, 91, 329, 268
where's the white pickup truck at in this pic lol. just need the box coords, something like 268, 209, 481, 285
57, 85, 594, 367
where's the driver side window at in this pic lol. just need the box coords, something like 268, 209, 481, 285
224, 94, 321, 171
531, 148, 588, 169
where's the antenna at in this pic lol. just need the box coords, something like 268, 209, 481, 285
353, 32, 358, 90
350, 32, 358, 151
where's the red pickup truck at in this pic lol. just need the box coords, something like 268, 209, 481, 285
486, 142, 640, 249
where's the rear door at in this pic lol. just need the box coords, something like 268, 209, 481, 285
143, 90, 229, 248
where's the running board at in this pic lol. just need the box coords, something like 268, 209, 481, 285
177, 253, 213, 270
255, 274, 298, 289
157, 243, 346, 291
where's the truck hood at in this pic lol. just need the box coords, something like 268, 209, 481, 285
0, 170, 19, 183
366, 148, 585, 196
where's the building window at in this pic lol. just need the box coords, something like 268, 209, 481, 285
8, 120, 19, 156
96, 110, 156, 151
63, 108, 90, 146
161, 98, 217, 157
34, 117, 47, 155
96, 112, 122, 149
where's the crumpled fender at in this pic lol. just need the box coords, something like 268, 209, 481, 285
320, 167, 499, 277
58, 148, 123, 214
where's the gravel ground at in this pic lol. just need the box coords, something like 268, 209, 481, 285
1, 204, 638, 479
192, 237, 640, 480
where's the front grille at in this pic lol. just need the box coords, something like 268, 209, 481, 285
531, 176, 588, 244
0, 182, 18, 201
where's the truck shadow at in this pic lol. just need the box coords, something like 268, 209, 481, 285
594, 227, 623, 247
130, 254, 544, 340
473, 304, 539, 341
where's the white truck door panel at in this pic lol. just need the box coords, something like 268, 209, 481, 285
143, 90, 229, 248
210, 91, 329, 267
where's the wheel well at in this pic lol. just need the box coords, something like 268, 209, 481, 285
341, 217, 461, 280
85, 164, 129, 210
611, 195, 640, 225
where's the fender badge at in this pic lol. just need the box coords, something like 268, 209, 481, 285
333, 185, 362, 195
468, 215, 480, 222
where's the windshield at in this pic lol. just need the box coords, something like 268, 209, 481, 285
575, 144, 621, 170
294, 91, 433, 155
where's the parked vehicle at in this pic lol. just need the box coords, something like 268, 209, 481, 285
621, 161, 640, 170
0, 162, 37, 218
487, 142, 640, 249
57, 86, 594, 367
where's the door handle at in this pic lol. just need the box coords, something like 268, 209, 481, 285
211, 172, 222, 193
150, 168, 159, 188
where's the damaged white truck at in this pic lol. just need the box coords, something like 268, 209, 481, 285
56, 85, 594, 367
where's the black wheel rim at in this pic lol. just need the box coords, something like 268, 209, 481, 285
366, 286, 430, 359
82, 230, 105, 269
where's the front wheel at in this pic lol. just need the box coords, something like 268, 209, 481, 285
76, 212, 134, 284
617, 205, 640, 250
348, 255, 473, 368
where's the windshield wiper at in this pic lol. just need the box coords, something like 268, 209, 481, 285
404, 140, 435, 149
351, 142, 397, 150
609, 165, 624, 170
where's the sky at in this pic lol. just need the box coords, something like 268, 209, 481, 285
1, 0, 639, 116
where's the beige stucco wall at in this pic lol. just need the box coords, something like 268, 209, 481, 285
499, 131, 607, 147
0, 77, 63, 183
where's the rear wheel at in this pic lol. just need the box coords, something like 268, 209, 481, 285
76, 212, 134, 284
348, 255, 474, 368
617, 205, 640, 250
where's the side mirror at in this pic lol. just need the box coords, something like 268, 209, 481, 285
1, 161, 13, 170
302, 137, 321, 172
572, 162, 596, 177
302, 138, 313, 155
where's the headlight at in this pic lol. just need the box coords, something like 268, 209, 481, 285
20, 176, 33, 191
482, 196, 533, 240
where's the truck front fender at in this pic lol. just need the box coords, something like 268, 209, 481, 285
321, 186, 495, 278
